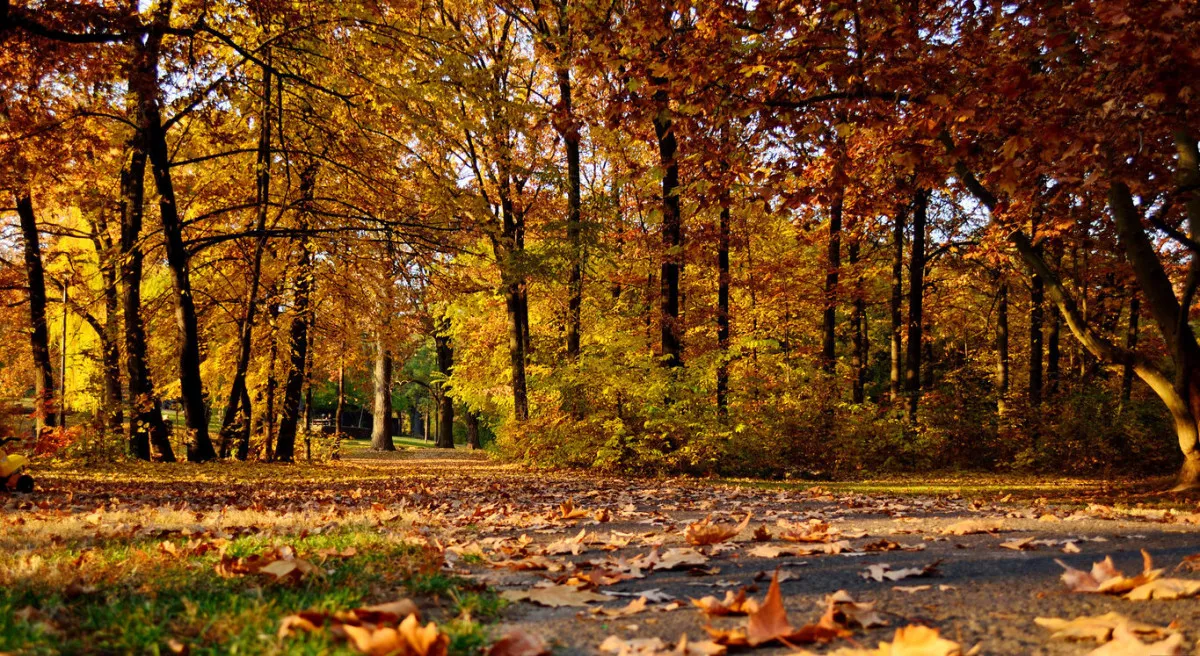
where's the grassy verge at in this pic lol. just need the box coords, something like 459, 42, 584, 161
0, 460, 503, 655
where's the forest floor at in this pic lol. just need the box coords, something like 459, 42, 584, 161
3, 444, 1200, 655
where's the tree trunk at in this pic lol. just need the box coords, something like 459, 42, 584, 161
997, 281, 1010, 413
371, 332, 395, 451
904, 190, 927, 421
274, 165, 315, 463
558, 68, 583, 363
465, 409, 481, 449
822, 165, 844, 374
117, 133, 174, 462
134, 11, 215, 462
219, 59, 273, 459
335, 359, 346, 435
434, 324, 455, 449
849, 240, 866, 404
653, 88, 683, 368
1047, 243, 1062, 396
1121, 295, 1140, 408
1030, 260, 1044, 408
262, 303, 280, 461
15, 191, 58, 432
890, 206, 905, 402
717, 203, 731, 415
410, 405, 423, 439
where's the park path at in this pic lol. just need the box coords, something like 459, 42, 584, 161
347, 449, 1200, 654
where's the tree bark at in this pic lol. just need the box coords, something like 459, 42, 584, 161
371, 332, 395, 451
997, 281, 1010, 413
409, 405, 423, 439
262, 302, 280, 461
434, 321, 455, 449
558, 67, 583, 363
15, 191, 58, 432
890, 206, 905, 402
1121, 294, 1140, 408
653, 87, 683, 368
1030, 263, 1044, 407
133, 5, 215, 462
117, 131, 174, 462
274, 163, 316, 463
465, 409, 481, 449
904, 189, 927, 421
822, 165, 844, 374
1046, 243, 1062, 396
849, 240, 866, 403
717, 203, 731, 415
219, 58, 273, 459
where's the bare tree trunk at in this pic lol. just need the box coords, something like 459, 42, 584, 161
134, 8, 215, 462
262, 303, 280, 461
15, 190, 58, 432
653, 88, 683, 368
1121, 295, 1140, 408
558, 68, 583, 363
890, 207, 905, 402
904, 190, 927, 421
822, 165, 844, 374
717, 203, 731, 415
371, 333, 395, 451
1047, 243, 1062, 396
117, 132, 174, 461
849, 240, 866, 403
434, 321, 455, 449
219, 58, 273, 459
274, 165, 315, 463
997, 281, 1010, 413
1030, 252, 1044, 407
465, 409, 481, 449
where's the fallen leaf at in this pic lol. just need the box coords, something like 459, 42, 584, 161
999, 537, 1036, 551
861, 561, 941, 582
593, 597, 651, 618
690, 589, 759, 616
1035, 612, 1175, 642
821, 590, 888, 629
1087, 621, 1184, 656
1124, 578, 1200, 601
1056, 551, 1163, 594
685, 513, 752, 546
501, 584, 611, 607
941, 519, 1004, 536
489, 629, 550, 656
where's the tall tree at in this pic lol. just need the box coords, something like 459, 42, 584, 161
14, 189, 57, 431
904, 189, 927, 421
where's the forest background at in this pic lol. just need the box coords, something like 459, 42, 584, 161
2, 0, 1199, 486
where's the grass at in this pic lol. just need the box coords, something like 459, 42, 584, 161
0, 455, 503, 655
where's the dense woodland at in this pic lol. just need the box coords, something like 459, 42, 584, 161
1, 0, 1198, 485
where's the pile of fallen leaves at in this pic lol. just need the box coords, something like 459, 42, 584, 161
279, 599, 446, 656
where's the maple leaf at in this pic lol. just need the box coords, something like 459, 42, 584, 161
940, 519, 1004, 535
558, 500, 590, 520
820, 590, 888, 629
706, 571, 849, 648
1035, 612, 1175, 643
591, 596, 650, 617
641, 548, 709, 571
1055, 550, 1163, 594
1086, 622, 1184, 656
685, 513, 752, 546
1124, 578, 1200, 601
341, 614, 447, 656
500, 584, 611, 607
690, 588, 760, 616
777, 519, 838, 543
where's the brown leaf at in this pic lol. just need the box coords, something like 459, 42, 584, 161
1056, 551, 1163, 594
500, 584, 611, 607
1087, 621, 1184, 656
1124, 578, 1200, 600
489, 630, 550, 656
690, 589, 759, 617
685, 513, 752, 546
940, 519, 1004, 536
861, 560, 941, 582
1035, 612, 1175, 643
559, 500, 591, 520
777, 519, 838, 543
743, 570, 848, 646
820, 590, 888, 630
